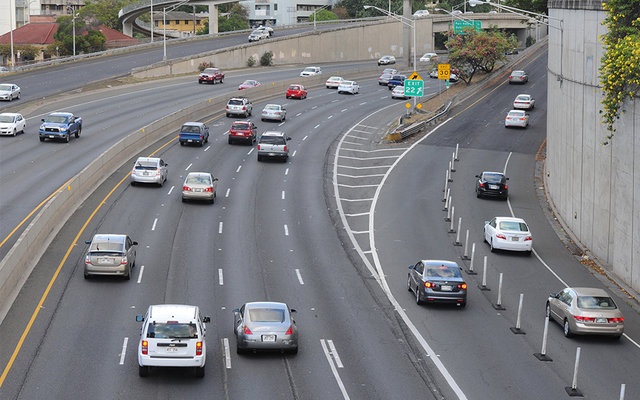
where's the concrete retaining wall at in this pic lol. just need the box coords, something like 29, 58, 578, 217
0, 66, 380, 324
547, 1, 640, 293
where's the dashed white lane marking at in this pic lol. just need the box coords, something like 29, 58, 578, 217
219, 222, 223, 234
295, 269, 304, 284
137, 265, 145, 283
284, 224, 289, 236
236, 165, 242, 173
341, 109, 348, 112
337, 165, 392, 170
151, 218, 158, 231
314, 124, 320, 129
186, 163, 192, 170
320, 339, 350, 400
359, 102, 367, 105
328, 115, 333, 119
312, 106, 318, 109
332, 99, 339, 103
167, 186, 174, 195
119, 338, 128, 365
279, 121, 286, 126
292, 150, 297, 157
344, 148, 407, 153
344, 212, 370, 217
296, 112, 302, 116
223, 338, 232, 369
225, 188, 231, 197
218, 269, 224, 285
247, 148, 254, 155
303, 135, 308, 141
204, 145, 211, 151
285, 168, 289, 175
282, 191, 285, 200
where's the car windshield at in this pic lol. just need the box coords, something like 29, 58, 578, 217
181, 125, 200, 133
203, 68, 218, 74
264, 105, 279, 111
260, 136, 286, 145
0, 84, 11, 91
576, 296, 617, 309
45, 115, 69, 124
249, 308, 285, 323
148, 322, 198, 338
427, 266, 462, 278
231, 122, 250, 130
288, 86, 301, 90
0, 115, 15, 123
499, 221, 529, 232
483, 173, 504, 183
186, 176, 211, 185
228, 99, 244, 105
242, 80, 254, 85
89, 242, 124, 252
303, 68, 315, 72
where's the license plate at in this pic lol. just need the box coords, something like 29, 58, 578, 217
268, 153, 276, 156
143, 172, 149, 176
511, 237, 519, 241
166, 347, 178, 352
195, 188, 202, 192
49, 135, 55, 138
262, 335, 276, 342
187, 139, 192, 142
489, 184, 499, 189
596, 318, 607, 323
441, 285, 453, 291
99, 258, 114, 264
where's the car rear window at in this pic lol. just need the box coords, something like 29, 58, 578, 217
228, 99, 243, 105
427, 266, 462, 279
231, 122, 250, 130
135, 164, 157, 170
499, 221, 528, 231
508, 111, 525, 117
89, 242, 124, 252
264, 105, 279, 111
186, 176, 211, 185
288, 86, 301, 90
516, 95, 529, 101
249, 308, 285, 322
147, 322, 198, 338
577, 296, 617, 310
260, 136, 286, 145
483, 173, 504, 183
181, 125, 200, 133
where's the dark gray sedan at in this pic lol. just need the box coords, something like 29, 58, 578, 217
408, 260, 467, 307
234, 302, 298, 354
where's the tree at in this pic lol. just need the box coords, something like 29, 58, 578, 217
502, 0, 547, 16
81, 0, 136, 30
334, 0, 403, 19
446, 26, 517, 85
53, 14, 105, 55
197, 3, 249, 35
309, 9, 338, 22
18, 44, 40, 60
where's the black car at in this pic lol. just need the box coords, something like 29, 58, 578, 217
407, 260, 467, 307
476, 171, 509, 200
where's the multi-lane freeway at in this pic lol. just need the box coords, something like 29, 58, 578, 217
1, 28, 638, 400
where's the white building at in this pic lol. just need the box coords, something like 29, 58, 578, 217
240, 0, 333, 27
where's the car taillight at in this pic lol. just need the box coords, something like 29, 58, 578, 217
199, 135, 203, 140
574, 315, 596, 322
244, 325, 252, 335
608, 317, 624, 323
156, 168, 160, 174
504, 184, 508, 189
257, 144, 261, 150
283, 146, 287, 152
424, 282, 433, 288
196, 341, 203, 355
85, 254, 91, 264
226, 106, 229, 110
479, 183, 485, 187
524, 236, 532, 241
458, 283, 467, 289
285, 326, 293, 335
131, 169, 136, 176
204, 187, 213, 192
183, 186, 191, 191
121, 255, 127, 265
142, 340, 148, 355
242, 106, 246, 111
496, 234, 507, 240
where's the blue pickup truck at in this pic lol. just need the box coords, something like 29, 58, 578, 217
39, 112, 82, 142
179, 122, 209, 146
388, 75, 407, 90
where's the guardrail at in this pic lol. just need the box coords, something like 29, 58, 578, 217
0, 66, 382, 325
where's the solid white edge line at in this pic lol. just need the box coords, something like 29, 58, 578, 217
119, 337, 128, 365
320, 339, 350, 400
327, 340, 343, 368
218, 268, 224, 285
223, 338, 231, 369
295, 269, 304, 284
137, 265, 144, 283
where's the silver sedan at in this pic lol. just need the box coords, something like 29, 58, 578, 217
337, 80, 359, 94
0, 83, 20, 101
391, 85, 407, 99
261, 104, 286, 122
182, 172, 218, 204
547, 287, 624, 339
513, 94, 535, 110
234, 302, 298, 354
505, 110, 529, 128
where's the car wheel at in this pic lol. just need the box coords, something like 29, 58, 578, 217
210, 196, 214, 204
182, 197, 186, 203
228, 137, 233, 144
65, 133, 70, 143
12, 128, 16, 137
124, 266, 131, 280
613, 335, 622, 341
77, 126, 81, 137
407, 275, 412, 291
261, 118, 265, 121
459, 301, 467, 308
195, 366, 205, 378
526, 250, 532, 256
483, 230, 488, 243
257, 155, 263, 162
286, 95, 289, 99
199, 80, 203, 84
226, 113, 231, 117
415, 287, 423, 305
84, 271, 91, 279
282, 115, 286, 121
236, 345, 245, 355
477, 191, 481, 198
39, 136, 45, 142
490, 239, 496, 253
139, 365, 150, 377
220, 78, 224, 83
199, 141, 204, 147
211, 79, 215, 85
563, 319, 573, 337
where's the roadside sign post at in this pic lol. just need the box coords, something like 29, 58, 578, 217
405, 72, 424, 109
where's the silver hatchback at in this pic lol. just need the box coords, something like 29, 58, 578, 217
182, 172, 218, 204
234, 302, 298, 354
84, 234, 137, 280
130, 157, 168, 186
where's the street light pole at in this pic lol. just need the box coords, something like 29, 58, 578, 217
9, 0, 15, 70
312, 5, 330, 31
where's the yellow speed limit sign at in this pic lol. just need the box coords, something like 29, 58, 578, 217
438, 64, 450, 80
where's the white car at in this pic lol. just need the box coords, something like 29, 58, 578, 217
382, 68, 398, 75
413, 10, 430, 18
378, 55, 396, 66
0, 112, 26, 136
248, 30, 268, 42
300, 66, 322, 77
391, 85, 407, 99
136, 304, 210, 377
420, 52, 438, 62
337, 81, 359, 94
0, 83, 20, 101
326, 76, 344, 88
255, 25, 274, 36
513, 94, 535, 110
505, 109, 530, 128
484, 217, 532, 255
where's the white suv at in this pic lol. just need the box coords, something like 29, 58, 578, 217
226, 97, 253, 118
136, 304, 210, 377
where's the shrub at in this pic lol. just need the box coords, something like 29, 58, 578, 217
247, 55, 257, 67
198, 61, 214, 71
260, 51, 274, 66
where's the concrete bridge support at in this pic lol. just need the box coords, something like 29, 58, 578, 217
207, 2, 218, 34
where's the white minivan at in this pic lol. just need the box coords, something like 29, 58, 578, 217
137, 304, 210, 377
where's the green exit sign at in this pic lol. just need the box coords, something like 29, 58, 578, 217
404, 79, 424, 97
453, 20, 481, 34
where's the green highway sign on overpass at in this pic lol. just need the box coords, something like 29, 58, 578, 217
454, 20, 482, 34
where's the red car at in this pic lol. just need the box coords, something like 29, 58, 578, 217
238, 80, 261, 90
286, 84, 307, 99
198, 68, 225, 84
228, 121, 257, 145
